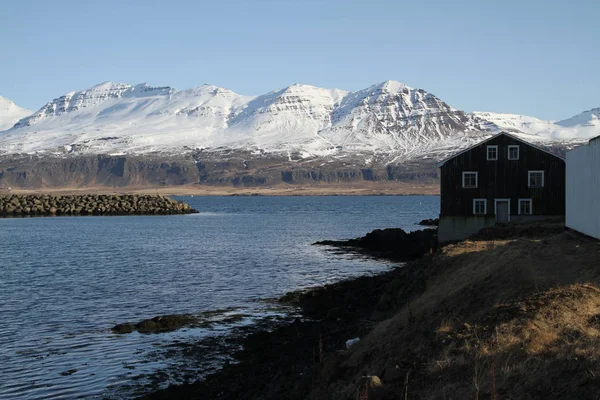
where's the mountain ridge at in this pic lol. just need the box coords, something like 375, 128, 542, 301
0, 81, 597, 163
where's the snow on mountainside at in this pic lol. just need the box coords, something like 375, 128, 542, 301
473, 110, 600, 142
0, 81, 597, 162
554, 108, 600, 139
472, 112, 555, 136
0, 96, 31, 131
226, 84, 348, 155
320, 81, 495, 161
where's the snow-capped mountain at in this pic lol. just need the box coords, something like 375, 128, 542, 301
0, 96, 31, 131
319, 81, 495, 161
0, 80, 495, 160
555, 108, 600, 137
473, 109, 600, 142
472, 112, 554, 136
0, 81, 597, 162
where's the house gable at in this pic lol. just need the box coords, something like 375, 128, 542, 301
437, 132, 564, 168
439, 133, 565, 218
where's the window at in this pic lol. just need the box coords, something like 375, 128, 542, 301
528, 171, 545, 188
473, 199, 487, 215
487, 145, 498, 160
462, 172, 478, 188
508, 145, 520, 160
519, 199, 532, 215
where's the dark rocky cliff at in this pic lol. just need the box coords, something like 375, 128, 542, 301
0, 152, 440, 189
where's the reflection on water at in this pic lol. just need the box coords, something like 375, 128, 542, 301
0, 195, 439, 399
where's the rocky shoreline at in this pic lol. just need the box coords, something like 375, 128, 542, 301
140, 223, 600, 400
141, 228, 436, 400
0, 194, 198, 216
143, 263, 410, 400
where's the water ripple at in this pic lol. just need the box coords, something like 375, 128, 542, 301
0, 195, 439, 399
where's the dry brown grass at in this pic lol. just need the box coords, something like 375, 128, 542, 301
311, 229, 600, 400
431, 284, 600, 395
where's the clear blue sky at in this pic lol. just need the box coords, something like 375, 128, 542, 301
1, 0, 598, 120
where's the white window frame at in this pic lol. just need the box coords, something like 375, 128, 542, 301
462, 171, 478, 188
473, 199, 487, 215
486, 145, 498, 161
518, 198, 533, 215
528, 170, 545, 188
508, 145, 520, 160
494, 198, 511, 222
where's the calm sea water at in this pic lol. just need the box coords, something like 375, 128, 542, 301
0, 195, 439, 399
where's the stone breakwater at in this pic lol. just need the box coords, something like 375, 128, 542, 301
0, 194, 198, 217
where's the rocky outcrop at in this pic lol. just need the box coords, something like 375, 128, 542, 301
418, 218, 439, 226
113, 315, 195, 334
0, 194, 197, 216
314, 228, 437, 260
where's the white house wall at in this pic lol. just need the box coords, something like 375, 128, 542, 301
566, 138, 600, 239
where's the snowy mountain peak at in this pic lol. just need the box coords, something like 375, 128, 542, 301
0, 96, 32, 131
0, 96, 16, 106
556, 107, 600, 128
375, 80, 409, 93
472, 112, 551, 134
88, 81, 129, 90
12, 82, 178, 128
72, 81, 133, 99
125, 83, 174, 97
176, 84, 226, 96
472, 109, 600, 141
276, 84, 348, 103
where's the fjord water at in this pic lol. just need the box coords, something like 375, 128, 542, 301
0, 195, 439, 399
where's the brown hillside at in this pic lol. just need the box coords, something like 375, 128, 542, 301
308, 229, 600, 400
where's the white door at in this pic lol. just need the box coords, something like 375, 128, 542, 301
496, 200, 509, 223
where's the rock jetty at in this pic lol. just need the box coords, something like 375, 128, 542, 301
0, 194, 198, 217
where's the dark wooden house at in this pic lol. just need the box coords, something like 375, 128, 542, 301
438, 132, 565, 242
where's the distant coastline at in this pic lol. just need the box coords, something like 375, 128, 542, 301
3, 182, 440, 197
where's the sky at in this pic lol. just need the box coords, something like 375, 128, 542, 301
0, 0, 598, 120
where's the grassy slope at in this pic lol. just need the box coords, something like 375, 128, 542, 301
307, 226, 600, 399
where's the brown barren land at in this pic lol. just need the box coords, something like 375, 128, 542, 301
3, 182, 440, 196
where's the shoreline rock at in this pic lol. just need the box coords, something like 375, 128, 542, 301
142, 245, 424, 400
314, 228, 437, 260
0, 194, 198, 217
111, 307, 253, 335
417, 217, 439, 226
113, 315, 196, 334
